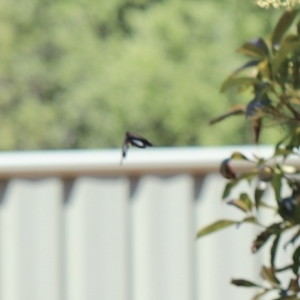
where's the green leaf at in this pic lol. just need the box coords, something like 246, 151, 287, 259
274, 147, 294, 157
197, 216, 259, 239
275, 131, 298, 156
273, 35, 300, 76
252, 289, 269, 300
259, 200, 276, 210
222, 181, 237, 199
222, 172, 258, 199
272, 9, 299, 48
240, 193, 253, 210
230, 60, 260, 77
258, 59, 271, 79
237, 38, 269, 58
231, 152, 250, 160
292, 57, 300, 89
228, 193, 253, 212
271, 173, 282, 203
284, 228, 300, 249
252, 229, 274, 253
287, 126, 300, 149
242, 216, 257, 224
252, 223, 282, 253
228, 199, 251, 213
220, 77, 260, 93
275, 134, 290, 151
275, 264, 293, 273
271, 234, 281, 268
222, 169, 260, 200
196, 220, 237, 238
255, 186, 265, 210
273, 296, 299, 300
231, 279, 261, 287
292, 245, 300, 275
261, 266, 280, 287
278, 194, 300, 224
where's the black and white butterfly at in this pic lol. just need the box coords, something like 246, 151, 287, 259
121, 131, 153, 164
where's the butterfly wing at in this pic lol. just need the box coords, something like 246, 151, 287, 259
127, 132, 153, 148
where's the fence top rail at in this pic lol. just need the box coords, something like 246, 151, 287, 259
0, 145, 281, 178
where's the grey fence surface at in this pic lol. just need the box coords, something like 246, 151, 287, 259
0, 146, 291, 300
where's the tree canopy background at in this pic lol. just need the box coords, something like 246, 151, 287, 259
0, 0, 281, 150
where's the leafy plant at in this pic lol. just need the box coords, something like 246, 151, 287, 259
198, 6, 300, 300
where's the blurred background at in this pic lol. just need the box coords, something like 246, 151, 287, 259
0, 0, 282, 150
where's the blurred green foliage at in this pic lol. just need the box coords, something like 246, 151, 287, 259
0, 0, 281, 150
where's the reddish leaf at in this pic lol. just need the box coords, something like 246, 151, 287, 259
288, 278, 300, 292
210, 107, 245, 125
220, 158, 236, 179
228, 199, 250, 213
252, 118, 262, 144
261, 266, 280, 287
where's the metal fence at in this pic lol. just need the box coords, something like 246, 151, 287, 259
0, 146, 289, 300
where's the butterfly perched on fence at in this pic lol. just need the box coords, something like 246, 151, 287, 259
120, 131, 153, 164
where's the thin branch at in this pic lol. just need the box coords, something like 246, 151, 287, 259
280, 95, 300, 120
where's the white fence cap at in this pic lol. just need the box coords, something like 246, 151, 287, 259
0, 145, 276, 177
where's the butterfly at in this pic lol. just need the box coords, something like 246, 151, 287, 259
120, 131, 153, 164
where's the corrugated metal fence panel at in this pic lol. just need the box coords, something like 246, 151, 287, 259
64, 177, 129, 300
0, 147, 286, 300
0, 178, 62, 300
130, 175, 194, 300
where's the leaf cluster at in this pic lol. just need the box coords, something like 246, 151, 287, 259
199, 8, 300, 300
211, 9, 300, 145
